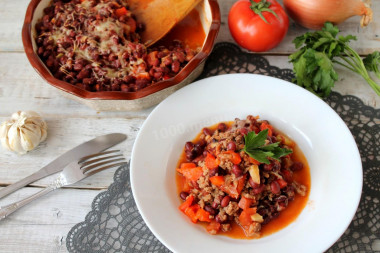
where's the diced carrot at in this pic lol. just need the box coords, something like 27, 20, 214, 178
238, 196, 254, 210
146, 51, 158, 66
137, 72, 150, 79
277, 178, 288, 188
183, 178, 191, 192
180, 163, 196, 169
209, 176, 224, 187
221, 151, 241, 164
195, 208, 211, 222
115, 7, 128, 17
205, 153, 220, 169
179, 195, 194, 212
184, 204, 200, 223
248, 157, 261, 165
206, 221, 221, 235
236, 174, 247, 195
124, 17, 137, 33
239, 208, 257, 226
177, 166, 203, 181
221, 174, 247, 199
260, 122, 273, 137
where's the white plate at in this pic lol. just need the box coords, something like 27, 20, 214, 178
131, 74, 362, 253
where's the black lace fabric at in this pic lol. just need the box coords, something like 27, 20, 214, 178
66, 43, 380, 253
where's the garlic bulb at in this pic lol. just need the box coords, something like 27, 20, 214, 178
0, 111, 47, 154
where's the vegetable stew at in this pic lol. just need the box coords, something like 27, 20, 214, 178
176, 115, 310, 238
35, 0, 199, 92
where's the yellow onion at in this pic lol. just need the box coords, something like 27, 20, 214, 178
283, 0, 373, 29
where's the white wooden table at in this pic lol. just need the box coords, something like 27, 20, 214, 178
0, 0, 379, 252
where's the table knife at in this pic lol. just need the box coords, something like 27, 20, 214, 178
0, 133, 127, 199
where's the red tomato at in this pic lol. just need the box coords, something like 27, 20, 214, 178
228, 0, 289, 52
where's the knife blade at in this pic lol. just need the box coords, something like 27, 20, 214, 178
0, 133, 127, 199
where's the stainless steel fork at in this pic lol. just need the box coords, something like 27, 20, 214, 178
0, 150, 126, 221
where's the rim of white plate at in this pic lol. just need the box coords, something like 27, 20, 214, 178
130, 73, 362, 253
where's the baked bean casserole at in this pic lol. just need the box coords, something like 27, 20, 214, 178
35, 0, 198, 92
176, 115, 310, 238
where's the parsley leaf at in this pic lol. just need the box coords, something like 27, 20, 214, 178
363, 51, 380, 79
289, 22, 380, 98
243, 129, 292, 164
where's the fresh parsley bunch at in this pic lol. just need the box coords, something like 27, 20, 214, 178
289, 22, 380, 98
242, 129, 292, 164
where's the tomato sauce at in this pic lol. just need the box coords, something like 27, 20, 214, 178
176, 123, 311, 239
157, 9, 206, 50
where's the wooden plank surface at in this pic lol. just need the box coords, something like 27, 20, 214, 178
0, 0, 379, 252
0, 187, 100, 253
1, 0, 380, 54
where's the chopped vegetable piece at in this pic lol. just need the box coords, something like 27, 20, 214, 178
195, 208, 211, 222
248, 165, 260, 184
221, 174, 247, 199
239, 208, 257, 226
260, 122, 273, 136
179, 195, 194, 212
221, 151, 241, 164
248, 157, 261, 165
277, 178, 288, 188
205, 153, 220, 169
206, 221, 221, 235
180, 163, 196, 169
115, 7, 128, 17
184, 204, 200, 223
251, 213, 264, 223
209, 176, 225, 187
238, 196, 254, 210
177, 166, 203, 181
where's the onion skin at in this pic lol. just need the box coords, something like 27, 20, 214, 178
283, 0, 373, 29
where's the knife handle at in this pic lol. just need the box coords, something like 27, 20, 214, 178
0, 170, 45, 199
0, 186, 55, 221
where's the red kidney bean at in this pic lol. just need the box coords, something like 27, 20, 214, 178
221, 196, 230, 208
215, 215, 223, 223
77, 69, 90, 80
270, 181, 281, 194
203, 128, 212, 136
291, 162, 304, 171
186, 152, 195, 161
227, 141, 236, 151
252, 184, 265, 194
179, 191, 189, 200
171, 60, 180, 73
232, 164, 243, 177
211, 201, 219, 209
193, 144, 203, 156
185, 142, 194, 151
204, 205, 216, 215
240, 128, 248, 136
218, 123, 227, 132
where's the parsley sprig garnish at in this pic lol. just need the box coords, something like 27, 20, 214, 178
242, 129, 292, 164
289, 22, 380, 98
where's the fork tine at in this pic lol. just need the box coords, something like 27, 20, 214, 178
85, 162, 128, 177
80, 154, 123, 167
82, 158, 126, 173
78, 150, 120, 163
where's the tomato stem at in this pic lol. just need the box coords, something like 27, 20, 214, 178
250, 0, 279, 24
